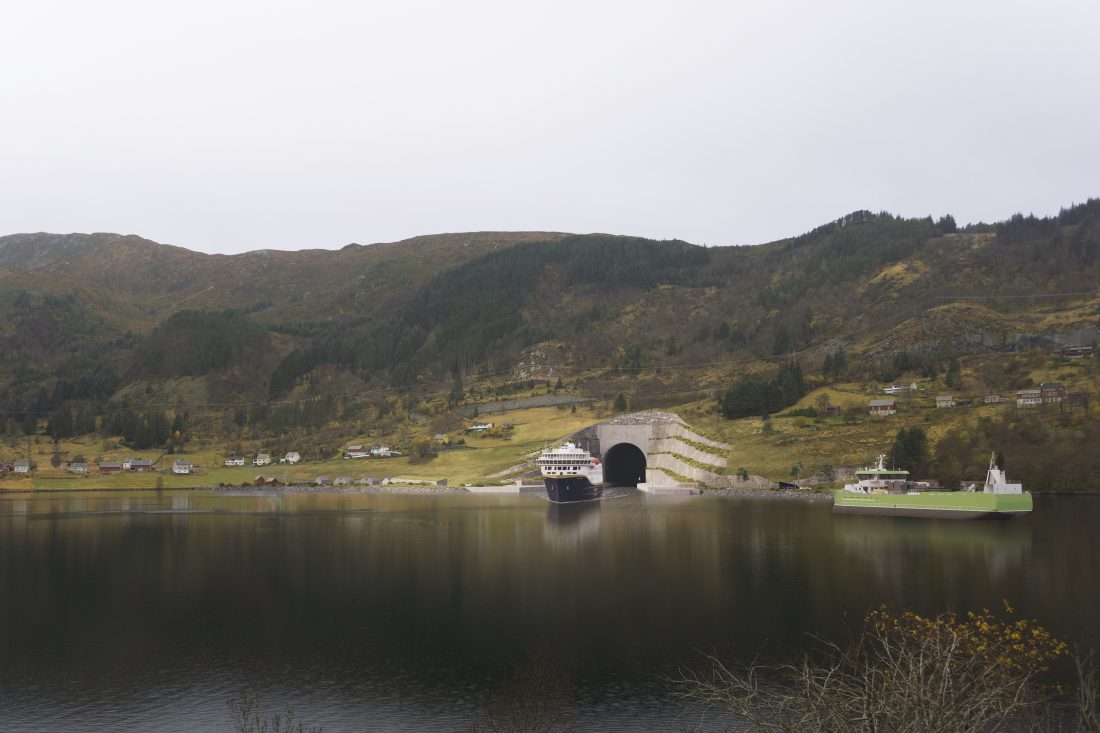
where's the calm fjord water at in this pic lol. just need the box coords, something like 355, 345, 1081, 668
1, 491, 1097, 732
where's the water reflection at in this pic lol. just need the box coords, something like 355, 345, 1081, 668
0, 491, 1096, 732
833, 514, 1033, 582
543, 501, 601, 548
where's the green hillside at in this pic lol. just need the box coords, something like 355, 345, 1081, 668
2, 200, 1099, 489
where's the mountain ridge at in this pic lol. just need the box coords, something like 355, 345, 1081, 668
1, 200, 1098, 451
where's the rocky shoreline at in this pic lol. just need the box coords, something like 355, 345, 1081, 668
5, 483, 835, 499
213, 484, 468, 495
703, 487, 834, 502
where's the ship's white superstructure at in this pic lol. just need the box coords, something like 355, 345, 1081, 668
841, 454, 909, 494
982, 453, 1023, 494
536, 443, 604, 484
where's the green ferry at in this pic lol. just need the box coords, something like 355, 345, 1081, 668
833, 453, 1032, 519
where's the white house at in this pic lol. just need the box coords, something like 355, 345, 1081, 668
1016, 389, 1042, 408
172, 460, 191, 475
984, 394, 1005, 404
224, 457, 245, 467
935, 395, 956, 408
253, 453, 271, 466
13, 460, 30, 474
282, 452, 300, 464
467, 422, 494, 432
884, 382, 918, 396
370, 444, 401, 457
69, 462, 88, 474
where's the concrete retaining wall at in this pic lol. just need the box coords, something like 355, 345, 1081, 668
649, 437, 726, 468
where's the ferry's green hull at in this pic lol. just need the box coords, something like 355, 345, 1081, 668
832, 490, 1032, 519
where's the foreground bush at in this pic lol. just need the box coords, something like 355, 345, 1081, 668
676, 604, 1097, 733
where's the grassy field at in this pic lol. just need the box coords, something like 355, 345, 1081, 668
681, 382, 1069, 481
0, 404, 603, 490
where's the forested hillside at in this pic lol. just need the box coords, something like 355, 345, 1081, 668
1, 200, 1098, 459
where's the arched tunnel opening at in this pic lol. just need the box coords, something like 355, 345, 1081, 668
603, 442, 647, 487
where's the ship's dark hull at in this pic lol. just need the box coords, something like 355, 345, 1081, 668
543, 476, 603, 503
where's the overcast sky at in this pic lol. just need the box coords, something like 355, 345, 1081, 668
2, 1, 1098, 254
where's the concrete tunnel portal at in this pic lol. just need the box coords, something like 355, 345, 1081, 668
602, 442, 647, 486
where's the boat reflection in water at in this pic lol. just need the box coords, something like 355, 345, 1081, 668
543, 499, 602, 548
832, 511, 1032, 583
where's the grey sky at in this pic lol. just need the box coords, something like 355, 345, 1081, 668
2, 0, 1097, 254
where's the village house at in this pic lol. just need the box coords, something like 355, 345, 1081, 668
224, 457, 245, 467
935, 395, 956, 408
884, 382, 918, 396
14, 460, 30, 474
253, 453, 271, 466
357, 476, 382, 486
1040, 382, 1067, 403
98, 461, 122, 475
370, 444, 400, 457
253, 475, 280, 486
343, 444, 368, 459
467, 422, 494, 432
172, 459, 191, 475
1058, 345, 1095, 358
1016, 389, 1042, 408
314, 476, 330, 486
983, 394, 1005, 404
129, 459, 154, 472
69, 462, 88, 474
281, 452, 300, 464
868, 399, 897, 416
333, 476, 354, 486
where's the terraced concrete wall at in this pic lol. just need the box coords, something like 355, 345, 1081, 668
649, 437, 726, 468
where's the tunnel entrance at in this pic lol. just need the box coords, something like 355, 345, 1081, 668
603, 442, 647, 487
